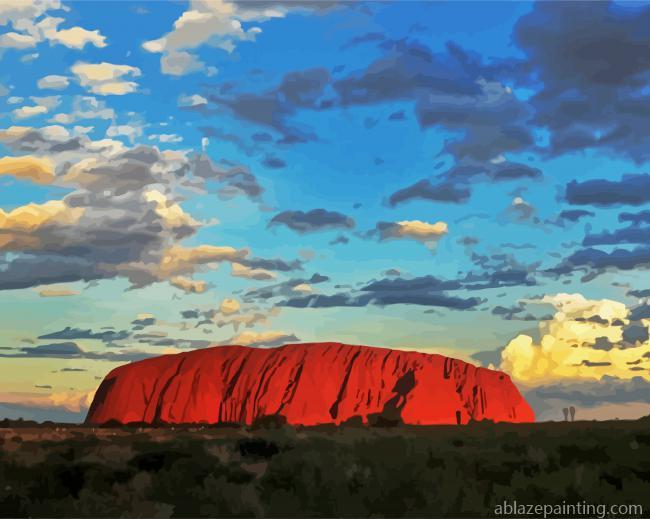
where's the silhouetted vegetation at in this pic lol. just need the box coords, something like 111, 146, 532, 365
1, 417, 648, 517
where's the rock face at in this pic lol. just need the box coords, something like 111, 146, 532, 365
85, 342, 534, 426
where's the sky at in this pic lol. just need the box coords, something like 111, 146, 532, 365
0, 0, 649, 423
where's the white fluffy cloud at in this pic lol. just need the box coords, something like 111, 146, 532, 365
71, 62, 141, 96
0, 2, 106, 51
142, 0, 330, 76
37, 74, 69, 90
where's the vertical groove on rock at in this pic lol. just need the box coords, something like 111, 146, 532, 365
329, 350, 361, 420
153, 357, 187, 424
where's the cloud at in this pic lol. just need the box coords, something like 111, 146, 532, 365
71, 62, 141, 96
373, 220, 448, 248
231, 262, 276, 281
37, 286, 79, 297
12, 105, 48, 119
160, 50, 206, 76
491, 302, 553, 322
500, 293, 650, 384
514, 2, 650, 162
179, 94, 208, 108
0, 389, 95, 415
169, 276, 207, 294
583, 225, 650, 247
524, 378, 650, 422
50, 96, 115, 124
334, 40, 533, 162
389, 179, 471, 206
0, 126, 296, 291
219, 298, 240, 316
0, 32, 36, 48
558, 209, 595, 223
508, 196, 537, 223
38, 326, 130, 343
566, 174, 650, 207
142, 0, 334, 75
0, 155, 55, 183
210, 67, 330, 143
192, 154, 264, 201
268, 209, 354, 233
1, 340, 154, 362
554, 246, 650, 276
262, 156, 286, 169
45, 22, 106, 49
37, 75, 70, 90
228, 330, 299, 348
0, 4, 106, 51
281, 274, 482, 310
243, 273, 329, 302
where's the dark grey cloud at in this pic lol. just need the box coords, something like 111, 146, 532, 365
471, 347, 504, 368
329, 234, 349, 246
389, 159, 541, 208
0, 255, 102, 290
457, 236, 479, 246
262, 156, 286, 169
554, 246, 650, 275
389, 179, 470, 206
241, 256, 303, 272
22, 342, 83, 357
334, 39, 534, 166
243, 273, 329, 302
514, 1, 650, 162
209, 68, 330, 143
181, 309, 200, 320
583, 225, 650, 246
280, 274, 483, 310
619, 210, 650, 225
192, 154, 264, 201
0, 342, 154, 362
268, 209, 355, 233
198, 126, 257, 156
38, 327, 130, 343
491, 303, 552, 322
566, 174, 650, 207
465, 252, 538, 290
628, 289, 650, 298
340, 31, 385, 50
558, 209, 595, 222
131, 316, 156, 327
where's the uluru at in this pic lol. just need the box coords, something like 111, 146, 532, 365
85, 342, 534, 426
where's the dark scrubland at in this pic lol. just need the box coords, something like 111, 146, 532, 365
0, 416, 648, 518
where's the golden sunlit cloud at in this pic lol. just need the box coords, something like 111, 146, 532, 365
231, 262, 276, 280
220, 298, 240, 316
169, 276, 207, 294
231, 330, 298, 348
500, 293, 650, 384
0, 389, 95, 413
0, 200, 84, 250
37, 286, 80, 297
0, 155, 55, 184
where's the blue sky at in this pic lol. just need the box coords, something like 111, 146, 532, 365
0, 0, 649, 422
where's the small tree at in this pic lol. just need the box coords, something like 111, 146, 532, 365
569, 406, 576, 422
563, 407, 569, 421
